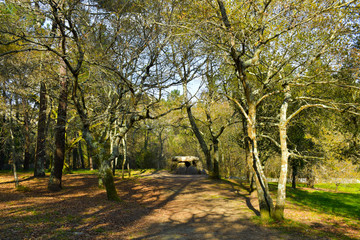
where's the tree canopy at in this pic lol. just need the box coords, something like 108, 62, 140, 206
0, 0, 359, 220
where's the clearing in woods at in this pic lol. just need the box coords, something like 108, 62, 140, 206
0, 171, 359, 239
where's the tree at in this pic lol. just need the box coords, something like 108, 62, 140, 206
180, 0, 360, 219
34, 81, 47, 177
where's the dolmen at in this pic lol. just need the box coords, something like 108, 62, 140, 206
171, 156, 206, 175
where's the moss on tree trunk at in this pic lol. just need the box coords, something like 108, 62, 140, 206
99, 152, 121, 202
101, 167, 121, 201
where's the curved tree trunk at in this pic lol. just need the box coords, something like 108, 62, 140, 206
186, 105, 212, 173
248, 104, 274, 219
183, 82, 212, 174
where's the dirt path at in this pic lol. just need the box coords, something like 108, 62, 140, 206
121, 172, 307, 240
0, 171, 340, 239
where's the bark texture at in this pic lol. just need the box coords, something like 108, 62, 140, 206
23, 100, 31, 171
216, 0, 274, 219
34, 82, 47, 177
274, 84, 290, 220
48, 63, 68, 192
99, 143, 121, 201
121, 135, 127, 179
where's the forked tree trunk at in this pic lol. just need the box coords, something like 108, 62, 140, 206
48, 62, 68, 191
248, 104, 274, 219
216, 0, 274, 219
34, 82, 47, 177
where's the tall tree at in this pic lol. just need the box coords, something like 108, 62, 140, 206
185, 0, 359, 219
34, 82, 47, 177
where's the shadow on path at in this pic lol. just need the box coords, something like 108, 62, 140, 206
124, 173, 310, 240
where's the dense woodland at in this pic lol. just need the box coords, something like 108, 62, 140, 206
0, 0, 360, 220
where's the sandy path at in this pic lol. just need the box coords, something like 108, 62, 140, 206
123, 172, 309, 240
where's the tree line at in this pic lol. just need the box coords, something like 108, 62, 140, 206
0, 0, 359, 220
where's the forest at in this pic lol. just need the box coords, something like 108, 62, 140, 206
0, 0, 360, 226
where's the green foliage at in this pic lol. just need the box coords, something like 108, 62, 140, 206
135, 149, 157, 169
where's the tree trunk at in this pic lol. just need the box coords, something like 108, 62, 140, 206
157, 130, 164, 170
81, 126, 96, 171
99, 158, 120, 201
72, 147, 78, 169
10, 129, 19, 188
65, 148, 71, 173
48, 62, 68, 192
243, 115, 255, 192
144, 127, 148, 151
112, 157, 118, 176
81, 127, 94, 170
212, 139, 220, 179
307, 168, 315, 188
34, 82, 47, 177
111, 129, 117, 176
78, 140, 85, 169
186, 105, 212, 172
87, 145, 94, 170
274, 84, 290, 220
99, 136, 121, 201
121, 135, 127, 179
127, 161, 131, 178
183, 82, 212, 173
23, 99, 31, 171
248, 104, 274, 219
291, 163, 297, 189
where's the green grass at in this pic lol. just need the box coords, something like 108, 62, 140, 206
16, 185, 31, 192
287, 187, 360, 220
0, 169, 34, 174
68, 169, 98, 175
314, 183, 360, 193
268, 183, 360, 220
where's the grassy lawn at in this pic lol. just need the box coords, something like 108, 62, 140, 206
285, 184, 360, 220
258, 182, 360, 239
315, 183, 360, 193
